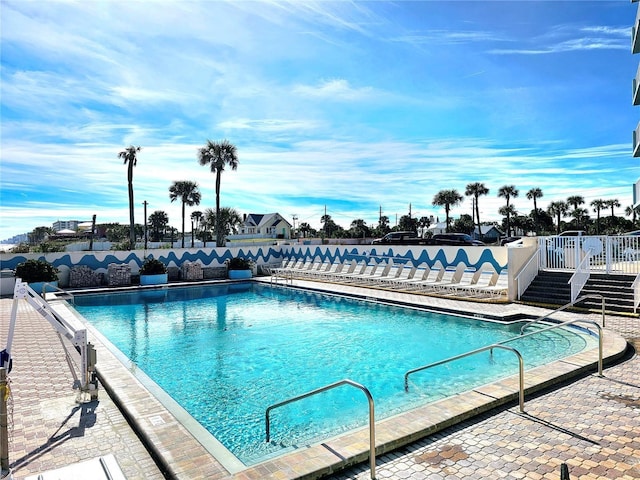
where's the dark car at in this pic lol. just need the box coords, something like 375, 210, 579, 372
372, 231, 424, 245
432, 233, 485, 246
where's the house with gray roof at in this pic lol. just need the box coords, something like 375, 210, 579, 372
228, 213, 293, 242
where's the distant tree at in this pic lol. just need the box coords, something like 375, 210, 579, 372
374, 215, 391, 237
566, 195, 584, 211
625, 204, 640, 226
320, 214, 339, 238
590, 199, 606, 235
498, 204, 517, 236
498, 185, 519, 237
604, 198, 620, 218
526, 188, 543, 234
547, 201, 568, 235
417, 216, 431, 237
169, 180, 201, 248
569, 207, 589, 231
148, 210, 169, 242
190, 210, 203, 247
398, 215, 418, 232
349, 219, 370, 238
433, 189, 463, 233
118, 145, 141, 249
197, 139, 239, 246
465, 182, 489, 237
29, 226, 53, 245
452, 214, 475, 234
204, 207, 242, 243
511, 214, 534, 236
298, 222, 313, 238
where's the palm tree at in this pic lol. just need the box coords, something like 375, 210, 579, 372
197, 139, 239, 246
625, 204, 639, 225
148, 210, 169, 242
190, 210, 203, 247
498, 185, 519, 237
204, 207, 242, 242
432, 189, 463, 232
605, 198, 620, 218
118, 145, 141, 249
590, 199, 606, 234
566, 195, 584, 211
547, 201, 568, 235
465, 182, 489, 238
499, 205, 517, 235
169, 181, 202, 248
526, 187, 543, 234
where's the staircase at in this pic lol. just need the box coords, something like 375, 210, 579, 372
519, 271, 637, 314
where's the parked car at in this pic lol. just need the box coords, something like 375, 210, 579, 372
372, 231, 427, 245
431, 233, 485, 246
556, 230, 585, 237
500, 236, 522, 246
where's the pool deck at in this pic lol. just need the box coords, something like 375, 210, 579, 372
1, 278, 638, 480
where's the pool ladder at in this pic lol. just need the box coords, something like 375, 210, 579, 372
265, 379, 377, 479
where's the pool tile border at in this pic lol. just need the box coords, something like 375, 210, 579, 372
51, 282, 630, 480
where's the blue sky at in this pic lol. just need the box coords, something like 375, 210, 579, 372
1, 0, 638, 241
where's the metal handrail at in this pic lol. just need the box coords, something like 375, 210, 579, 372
519, 293, 605, 329
568, 250, 592, 303
41, 282, 75, 305
631, 273, 640, 313
518, 318, 604, 377
265, 379, 376, 480
404, 345, 526, 412
515, 249, 540, 300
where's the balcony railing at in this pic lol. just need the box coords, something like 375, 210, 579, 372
634, 123, 640, 158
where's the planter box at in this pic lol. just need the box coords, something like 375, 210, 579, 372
140, 273, 168, 286
228, 270, 252, 280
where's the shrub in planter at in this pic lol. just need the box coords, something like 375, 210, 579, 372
139, 257, 168, 286
15, 259, 59, 283
227, 257, 253, 270
140, 257, 168, 275
227, 257, 254, 279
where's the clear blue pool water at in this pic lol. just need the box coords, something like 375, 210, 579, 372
73, 283, 594, 465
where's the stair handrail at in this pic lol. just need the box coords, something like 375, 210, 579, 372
515, 249, 540, 300
568, 249, 592, 303
632, 272, 640, 313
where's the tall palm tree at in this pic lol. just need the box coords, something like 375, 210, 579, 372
526, 187, 543, 234
547, 201, 568, 235
432, 189, 463, 233
197, 139, 239, 246
590, 199, 606, 234
465, 182, 489, 238
498, 185, 519, 237
169, 181, 202, 248
118, 145, 141, 249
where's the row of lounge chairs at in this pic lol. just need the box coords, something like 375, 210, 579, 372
271, 258, 508, 298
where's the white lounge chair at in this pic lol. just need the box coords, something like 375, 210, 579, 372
448, 269, 496, 296
468, 271, 508, 298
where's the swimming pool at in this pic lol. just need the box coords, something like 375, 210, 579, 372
73, 282, 596, 465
